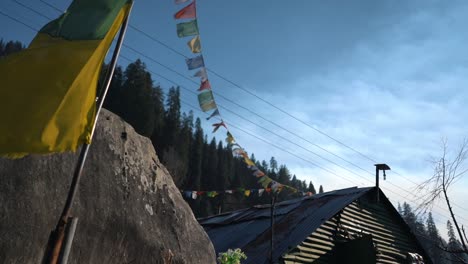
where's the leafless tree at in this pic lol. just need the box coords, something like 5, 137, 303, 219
417, 138, 468, 256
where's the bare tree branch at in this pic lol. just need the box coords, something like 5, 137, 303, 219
463, 226, 468, 246
417, 138, 468, 253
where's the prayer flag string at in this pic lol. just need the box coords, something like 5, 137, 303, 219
173, 0, 297, 194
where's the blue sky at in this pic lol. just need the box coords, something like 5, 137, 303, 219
1, 0, 468, 237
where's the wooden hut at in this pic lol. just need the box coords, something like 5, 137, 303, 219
199, 187, 430, 264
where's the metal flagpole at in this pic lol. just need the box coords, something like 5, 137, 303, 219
270, 193, 277, 264
43, 3, 134, 264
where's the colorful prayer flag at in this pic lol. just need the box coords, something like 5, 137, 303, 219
0, 0, 131, 158
258, 176, 272, 188
244, 156, 255, 167
212, 121, 226, 133
271, 181, 282, 192
198, 79, 211, 91
177, 20, 199, 37
187, 35, 201, 53
174, 1, 196, 19
226, 132, 235, 144
193, 67, 208, 81
192, 191, 198, 199
249, 165, 259, 171
253, 170, 265, 177
225, 190, 233, 194
206, 109, 220, 120
258, 189, 265, 197
186, 55, 205, 70
244, 190, 251, 197
207, 191, 218, 198
198, 90, 217, 112
232, 148, 246, 156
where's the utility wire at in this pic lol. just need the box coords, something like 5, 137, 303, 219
120, 46, 468, 222
118, 52, 468, 226
35, 0, 468, 220
38, 0, 63, 13
177, 96, 464, 227
11, 0, 52, 20
0, 9, 38, 32
6, 1, 468, 225
122, 9, 442, 194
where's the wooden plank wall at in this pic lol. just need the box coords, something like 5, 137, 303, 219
282, 194, 427, 264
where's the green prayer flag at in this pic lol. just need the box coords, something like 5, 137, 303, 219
0, 0, 131, 157
41, 0, 131, 40
177, 20, 199, 38
198, 90, 217, 112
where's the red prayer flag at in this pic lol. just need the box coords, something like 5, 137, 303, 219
198, 79, 211, 91
174, 1, 196, 19
212, 121, 226, 133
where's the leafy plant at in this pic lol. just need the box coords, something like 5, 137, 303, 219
217, 248, 247, 264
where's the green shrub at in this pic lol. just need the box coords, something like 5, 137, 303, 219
217, 248, 247, 264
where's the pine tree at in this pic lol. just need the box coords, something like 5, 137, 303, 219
150, 85, 165, 152
319, 185, 324, 194
171, 111, 193, 186
163, 87, 181, 148
261, 160, 269, 173
269, 157, 278, 175
101, 65, 124, 115
1, 40, 24, 57
425, 212, 446, 264
308, 181, 316, 194
0, 39, 5, 57
119, 59, 155, 137
187, 118, 203, 190
446, 220, 468, 262
426, 213, 440, 242
216, 141, 228, 190
277, 165, 291, 184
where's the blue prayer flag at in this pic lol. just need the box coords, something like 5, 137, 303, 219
186, 55, 205, 70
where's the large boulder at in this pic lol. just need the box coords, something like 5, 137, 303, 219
0, 109, 216, 264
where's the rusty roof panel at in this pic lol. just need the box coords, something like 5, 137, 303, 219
199, 187, 374, 264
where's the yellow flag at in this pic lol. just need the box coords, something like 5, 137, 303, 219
0, 2, 131, 158
187, 35, 201, 53
244, 157, 255, 167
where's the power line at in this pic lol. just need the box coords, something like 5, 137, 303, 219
38, 0, 63, 13
122, 9, 444, 195
121, 18, 442, 194
5, 1, 468, 226
177, 97, 464, 228
0, 9, 38, 32
11, 0, 52, 20
118, 52, 468, 226
120, 46, 468, 222
36, 0, 468, 220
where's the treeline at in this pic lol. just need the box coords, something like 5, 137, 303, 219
399, 202, 468, 263
2, 38, 324, 216
0, 39, 24, 58
99, 59, 324, 217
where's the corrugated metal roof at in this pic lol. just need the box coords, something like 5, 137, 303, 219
199, 187, 374, 264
